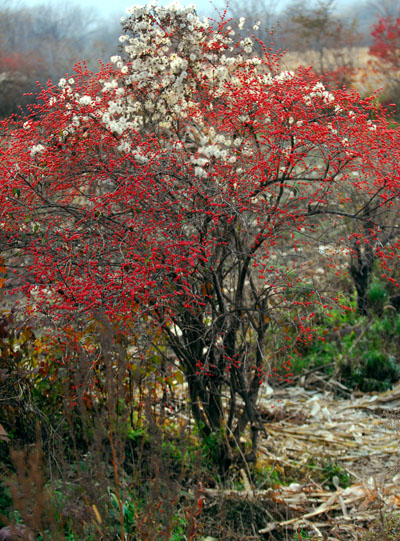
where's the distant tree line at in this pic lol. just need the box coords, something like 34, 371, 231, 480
0, 0, 120, 117
227, 0, 400, 106
1, 0, 400, 118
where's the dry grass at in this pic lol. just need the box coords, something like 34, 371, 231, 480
281, 46, 394, 96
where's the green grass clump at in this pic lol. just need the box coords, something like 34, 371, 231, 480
279, 291, 400, 392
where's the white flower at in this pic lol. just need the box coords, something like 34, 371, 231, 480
58, 78, 67, 88
194, 166, 207, 178
132, 150, 148, 164
118, 141, 131, 153
159, 121, 171, 129
322, 91, 335, 104
79, 95, 92, 106
68, 78, 75, 85
102, 80, 118, 92
201, 145, 220, 158
30, 144, 45, 157
67, 114, 79, 128
263, 73, 273, 85
328, 123, 337, 135
314, 82, 325, 92
275, 71, 295, 83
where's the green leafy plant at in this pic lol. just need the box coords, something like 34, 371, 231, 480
320, 460, 353, 490
368, 279, 389, 313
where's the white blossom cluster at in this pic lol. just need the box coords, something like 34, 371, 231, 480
89, 2, 266, 164
47, 2, 339, 171
303, 81, 335, 106
30, 144, 45, 157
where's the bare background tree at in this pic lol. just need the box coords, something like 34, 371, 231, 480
0, 0, 120, 117
2, 0, 398, 117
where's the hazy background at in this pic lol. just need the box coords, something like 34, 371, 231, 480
1, 0, 398, 117
19, 0, 226, 19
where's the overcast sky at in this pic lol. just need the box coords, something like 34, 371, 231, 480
10, 0, 362, 29
18, 0, 226, 20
